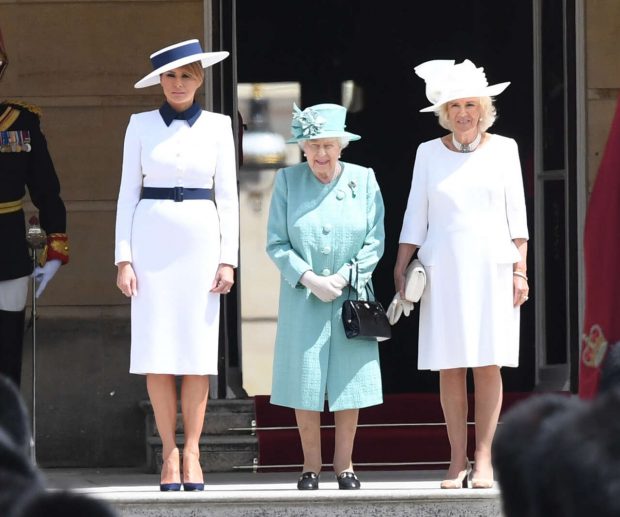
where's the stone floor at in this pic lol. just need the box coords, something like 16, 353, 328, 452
43, 468, 504, 517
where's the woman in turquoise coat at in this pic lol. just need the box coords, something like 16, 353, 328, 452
266, 103, 385, 490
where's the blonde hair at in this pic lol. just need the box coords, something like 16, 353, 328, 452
436, 96, 497, 132
180, 61, 205, 84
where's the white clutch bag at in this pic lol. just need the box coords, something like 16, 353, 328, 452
404, 259, 426, 302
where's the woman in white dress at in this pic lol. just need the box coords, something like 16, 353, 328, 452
393, 59, 529, 489
115, 40, 238, 491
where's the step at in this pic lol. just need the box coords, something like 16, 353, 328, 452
107, 491, 502, 517
251, 393, 535, 471
140, 399, 256, 436
146, 435, 258, 474
45, 468, 503, 517
141, 398, 257, 473
253, 427, 466, 471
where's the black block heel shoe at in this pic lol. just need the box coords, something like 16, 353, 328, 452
336, 471, 361, 490
297, 472, 319, 490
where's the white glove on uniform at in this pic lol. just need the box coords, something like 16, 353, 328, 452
33, 259, 62, 298
300, 271, 347, 302
386, 292, 414, 325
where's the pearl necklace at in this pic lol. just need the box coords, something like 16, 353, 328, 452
316, 162, 342, 184
452, 132, 482, 153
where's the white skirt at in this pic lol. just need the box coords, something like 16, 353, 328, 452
418, 258, 520, 371
129, 198, 221, 375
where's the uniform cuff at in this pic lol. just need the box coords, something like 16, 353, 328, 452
45, 233, 69, 265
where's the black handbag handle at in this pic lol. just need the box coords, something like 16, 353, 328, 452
347, 265, 356, 300
346, 263, 374, 301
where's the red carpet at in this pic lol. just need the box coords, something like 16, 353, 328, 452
254, 393, 531, 471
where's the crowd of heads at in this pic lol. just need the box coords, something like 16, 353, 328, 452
4, 345, 620, 516
493, 344, 620, 517
0, 375, 116, 517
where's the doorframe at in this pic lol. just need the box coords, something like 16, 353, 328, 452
204, 0, 245, 399
532, 0, 586, 391
574, 0, 587, 392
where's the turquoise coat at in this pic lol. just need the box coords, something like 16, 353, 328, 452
266, 161, 385, 411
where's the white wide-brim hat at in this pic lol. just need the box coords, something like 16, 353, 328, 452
134, 39, 229, 89
414, 59, 510, 113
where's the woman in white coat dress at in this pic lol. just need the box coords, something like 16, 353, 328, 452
115, 40, 238, 491
393, 60, 529, 489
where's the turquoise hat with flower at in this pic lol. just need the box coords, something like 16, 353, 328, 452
286, 103, 361, 143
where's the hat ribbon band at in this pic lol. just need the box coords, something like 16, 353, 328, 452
151, 41, 203, 70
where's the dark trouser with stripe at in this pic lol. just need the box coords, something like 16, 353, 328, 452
0, 309, 26, 387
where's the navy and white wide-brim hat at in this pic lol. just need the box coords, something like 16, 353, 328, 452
134, 39, 229, 89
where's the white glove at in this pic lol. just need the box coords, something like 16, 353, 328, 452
386, 292, 414, 325
328, 273, 348, 290
33, 259, 62, 298
300, 271, 346, 302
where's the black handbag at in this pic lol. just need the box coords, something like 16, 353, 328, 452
342, 264, 391, 341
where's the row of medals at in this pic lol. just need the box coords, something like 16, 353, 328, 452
0, 130, 32, 153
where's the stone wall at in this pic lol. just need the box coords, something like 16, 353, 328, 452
586, 0, 620, 191
2, 0, 205, 467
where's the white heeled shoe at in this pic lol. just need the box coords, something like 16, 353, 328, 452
440, 460, 472, 489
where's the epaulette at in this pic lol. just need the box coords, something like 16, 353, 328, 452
4, 99, 42, 117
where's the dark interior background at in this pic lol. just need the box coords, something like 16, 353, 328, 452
236, 0, 536, 393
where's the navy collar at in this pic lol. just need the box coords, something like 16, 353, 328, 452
159, 102, 202, 127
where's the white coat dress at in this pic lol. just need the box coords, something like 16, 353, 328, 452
399, 135, 528, 370
115, 108, 239, 375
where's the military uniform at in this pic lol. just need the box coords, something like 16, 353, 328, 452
0, 100, 69, 386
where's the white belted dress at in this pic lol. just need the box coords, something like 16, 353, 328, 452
115, 107, 238, 375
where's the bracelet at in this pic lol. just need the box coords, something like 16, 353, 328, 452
513, 271, 528, 281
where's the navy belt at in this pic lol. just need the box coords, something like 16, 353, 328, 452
140, 187, 214, 202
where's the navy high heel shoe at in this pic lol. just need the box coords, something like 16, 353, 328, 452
183, 482, 205, 491
160, 448, 181, 492
182, 451, 205, 491
160, 483, 182, 492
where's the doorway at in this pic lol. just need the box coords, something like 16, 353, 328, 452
233, 0, 578, 394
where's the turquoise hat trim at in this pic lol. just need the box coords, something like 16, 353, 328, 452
286, 103, 361, 143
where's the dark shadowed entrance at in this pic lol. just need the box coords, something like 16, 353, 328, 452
232, 0, 577, 395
